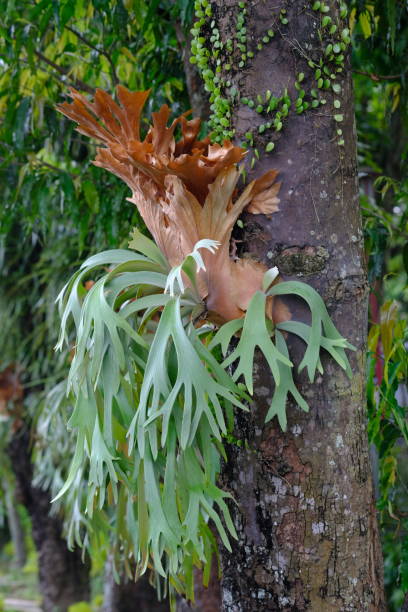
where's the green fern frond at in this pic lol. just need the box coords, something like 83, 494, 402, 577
211, 291, 292, 394
268, 280, 355, 381
165, 239, 220, 297
265, 330, 310, 430
55, 234, 355, 593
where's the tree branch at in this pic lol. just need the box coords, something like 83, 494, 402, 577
353, 69, 403, 81
34, 50, 95, 94
64, 25, 119, 87
33, 159, 76, 179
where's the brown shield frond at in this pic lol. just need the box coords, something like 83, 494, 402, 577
57, 86, 285, 323
246, 170, 281, 215
157, 166, 282, 322
57, 86, 245, 204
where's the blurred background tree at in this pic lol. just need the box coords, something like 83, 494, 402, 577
0, 1, 192, 609
0, 0, 406, 610
350, 2, 408, 609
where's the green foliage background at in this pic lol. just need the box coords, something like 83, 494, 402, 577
0, 0, 407, 609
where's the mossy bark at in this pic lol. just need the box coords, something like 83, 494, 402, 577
211, 1, 385, 609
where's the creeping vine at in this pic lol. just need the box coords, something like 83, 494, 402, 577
190, 0, 350, 164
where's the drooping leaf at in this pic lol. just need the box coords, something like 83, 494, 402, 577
268, 281, 355, 381
129, 296, 247, 456
265, 330, 309, 430
277, 320, 354, 379
216, 291, 292, 395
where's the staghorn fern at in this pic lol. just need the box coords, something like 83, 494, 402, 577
55, 87, 355, 606
56, 232, 354, 603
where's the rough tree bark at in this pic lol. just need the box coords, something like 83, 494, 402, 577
8, 426, 90, 612
208, 1, 386, 610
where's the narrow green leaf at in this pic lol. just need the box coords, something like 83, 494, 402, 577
265, 330, 310, 430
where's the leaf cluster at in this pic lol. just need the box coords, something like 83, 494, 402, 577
367, 302, 408, 608
55, 229, 353, 601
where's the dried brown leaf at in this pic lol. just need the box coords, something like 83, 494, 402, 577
246, 170, 281, 215
57, 87, 245, 204
57, 86, 285, 323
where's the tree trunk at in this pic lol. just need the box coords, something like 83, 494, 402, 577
176, 562, 221, 612
102, 553, 169, 612
3, 477, 27, 568
103, 573, 169, 612
8, 426, 90, 612
174, 25, 210, 121
210, 1, 385, 609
